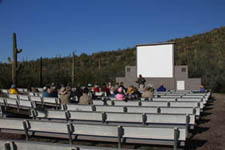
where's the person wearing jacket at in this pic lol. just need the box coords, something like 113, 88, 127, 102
9, 84, 18, 94
79, 88, 93, 105
157, 84, 166, 92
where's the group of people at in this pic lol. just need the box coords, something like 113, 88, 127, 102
41, 84, 93, 105
5, 74, 207, 106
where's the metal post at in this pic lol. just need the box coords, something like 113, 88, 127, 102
72, 51, 75, 87
173, 127, 179, 150
117, 126, 122, 150
142, 113, 147, 125
23, 120, 29, 141
39, 57, 43, 87
4, 141, 11, 150
67, 122, 74, 145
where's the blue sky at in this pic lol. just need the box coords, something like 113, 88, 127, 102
0, 0, 225, 62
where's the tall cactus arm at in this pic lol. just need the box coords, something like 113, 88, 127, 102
8, 57, 12, 64
17, 48, 22, 53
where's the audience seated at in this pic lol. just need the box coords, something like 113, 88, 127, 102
101, 83, 110, 96
58, 87, 71, 104
93, 84, 100, 92
9, 84, 18, 94
200, 85, 206, 93
127, 85, 135, 100
42, 86, 49, 97
115, 87, 125, 101
142, 86, 153, 98
79, 88, 93, 105
75, 86, 83, 102
157, 84, 166, 92
48, 84, 58, 97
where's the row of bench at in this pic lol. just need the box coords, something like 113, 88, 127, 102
63, 104, 201, 116
4, 93, 207, 109
0, 118, 186, 149
31, 109, 195, 129
0, 140, 129, 150
0, 97, 201, 116
0, 91, 210, 149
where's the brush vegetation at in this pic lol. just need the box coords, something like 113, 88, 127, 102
0, 26, 224, 92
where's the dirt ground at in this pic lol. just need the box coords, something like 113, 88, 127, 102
0, 93, 225, 150
185, 93, 225, 150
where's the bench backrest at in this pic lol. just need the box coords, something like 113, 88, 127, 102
95, 105, 125, 112
66, 104, 95, 111
123, 126, 186, 141
0, 118, 24, 130
126, 106, 158, 113
18, 95, 29, 101
8, 94, 18, 99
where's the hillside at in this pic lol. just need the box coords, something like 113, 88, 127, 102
0, 26, 224, 92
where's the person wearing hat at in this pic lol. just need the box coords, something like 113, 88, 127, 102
59, 87, 71, 104
42, 86, 49, 97
9, 84, 18, 94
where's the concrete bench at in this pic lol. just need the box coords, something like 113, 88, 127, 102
182, 96, 204, 99
93, 100, 105, 105
65, 104, 95, 111
28, 92, 35, 96
18, 100, 36, 109
69, 111, 103, 122
145, 114, 195, 126
5, 98, 19, 108
18, 95, 30, 101
0, 140, 126, 150
160, 107, 199, 115
30, 96, 42, 103
112, 101, 141, 106
32, 109, 67, 120
17, 88, 25, 93
126, 106, 159, 113
0, 118, 187, 149
8, 94, 18, 99
95, 105, 126, 112
152, 98, 176, 101
42, 97, 59, 104
176, 98, 206, 105
1, 89, 8, 94
169, 101, 200, 108
122, 126, 186, 147
0, 118, 24, 131
32, 109, 195, 127
106, 112, 143, 124
141, 101, 169, 107
160, 96, 181, 98
0, 97, 5, 106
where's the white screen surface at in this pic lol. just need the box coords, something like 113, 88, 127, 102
137, 44, 174, 78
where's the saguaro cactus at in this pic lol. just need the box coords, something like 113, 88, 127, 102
8, 32, 23, 86
39, 57, 43, 87
72, 51, 75, 87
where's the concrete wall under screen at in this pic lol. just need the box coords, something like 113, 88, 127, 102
137, 44, 174, 78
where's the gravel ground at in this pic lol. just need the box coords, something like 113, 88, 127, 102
0, 93, 224, 150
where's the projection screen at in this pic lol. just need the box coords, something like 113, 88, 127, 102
137, 43, 174, 78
